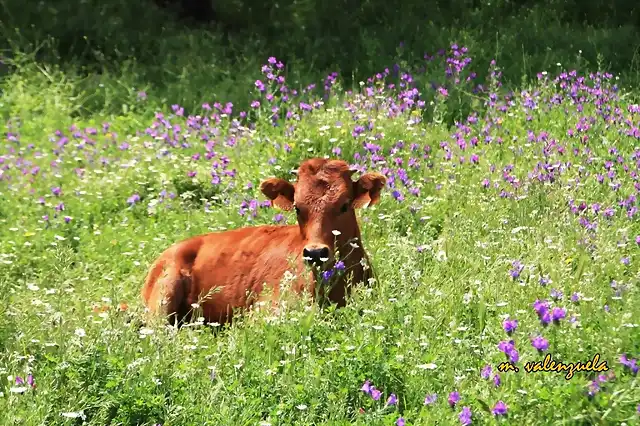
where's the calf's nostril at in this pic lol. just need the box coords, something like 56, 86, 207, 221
302, 247, 330, 264
302, 247, 315, 258
318, 247, 329, 259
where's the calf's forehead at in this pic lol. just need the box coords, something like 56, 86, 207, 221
296, 176, 350, 204
295, 160, 353, 205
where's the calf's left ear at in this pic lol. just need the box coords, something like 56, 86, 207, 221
353, 172, 387, 208
260, 178, 295, 210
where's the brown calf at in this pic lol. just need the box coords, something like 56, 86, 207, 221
141, 158, 386, 326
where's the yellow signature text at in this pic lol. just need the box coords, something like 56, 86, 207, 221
496, 353, 609, 380
497, 361, 519, 373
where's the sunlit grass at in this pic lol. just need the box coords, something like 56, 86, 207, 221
1, 42, 639, 425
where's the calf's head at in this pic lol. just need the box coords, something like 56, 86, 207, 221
260, 158, 386, 267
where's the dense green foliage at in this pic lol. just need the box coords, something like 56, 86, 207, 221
2, 0, 640, 116
1, 1, 640, 425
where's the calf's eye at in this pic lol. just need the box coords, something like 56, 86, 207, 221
340, 202, 349, 213
294, 206, 301, 215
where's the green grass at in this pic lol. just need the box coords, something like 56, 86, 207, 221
1, 5, 640, 425
2, 0, 640, 119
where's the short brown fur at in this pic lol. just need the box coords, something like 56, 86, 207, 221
141, 158, 386, 325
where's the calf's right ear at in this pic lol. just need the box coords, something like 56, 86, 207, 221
353, 172, 387, 208
260, 178, 295, 210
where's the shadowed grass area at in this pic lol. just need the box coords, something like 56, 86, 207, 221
1, 0, 640, 119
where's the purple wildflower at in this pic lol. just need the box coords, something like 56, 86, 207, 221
619, 354, 631, 367
503, 318, 518, 335
540, 310, 551, 327
127, 194, 140, 205
370, 387, 381, 401
481, 364, 492, 379
391, 190, 405, 202
498, 340, 515, 353
552, 307, 566, 324
498, 340, 519, 362
620, 354, 638, 375
448, 391, 460, 407
459, 406, 472, 425
492, 401, 508, 416
550, 288, 563, 300
509, 260, 524, 279
386, 393, 397, 406
533, 299, 550, 317
531, 336, 549, 352
424, 393, 437, 405
493, 374, 501, 387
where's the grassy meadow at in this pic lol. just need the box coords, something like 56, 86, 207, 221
2, 3, 640, 425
